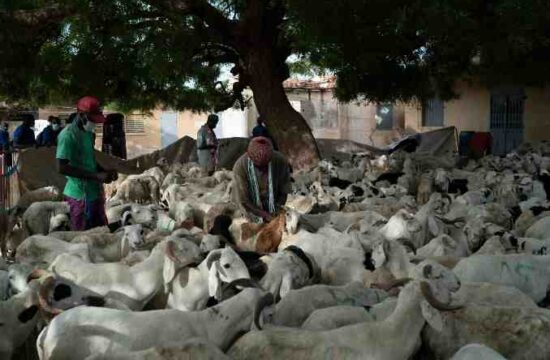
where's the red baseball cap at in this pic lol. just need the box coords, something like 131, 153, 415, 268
76, 96, 106, 124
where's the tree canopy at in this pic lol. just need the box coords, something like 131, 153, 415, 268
290, 0, 550, 102
1, 0, 550, 109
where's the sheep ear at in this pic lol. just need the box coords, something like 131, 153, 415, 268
208, 261, 222, 299
280, 273, 293, 299
421, 300, 443, 332
427, 216, 439, 237
122, 212, 134, 226
382, 240, 391, 257
205, 249, 223, 270
163, 256, 176, 293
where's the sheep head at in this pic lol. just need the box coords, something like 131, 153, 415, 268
121, 224, 146, 251
48, 214, 70, 233
205, 247, 250, 300
162, 239, 203, 293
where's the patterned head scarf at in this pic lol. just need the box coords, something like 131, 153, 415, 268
247, 136, 273, 167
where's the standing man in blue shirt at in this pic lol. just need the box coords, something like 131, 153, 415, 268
13, 114, 36, 148
37, 116, 63, 147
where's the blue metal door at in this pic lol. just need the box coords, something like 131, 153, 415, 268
160, 112, 178, 148
490, 87, 525, 156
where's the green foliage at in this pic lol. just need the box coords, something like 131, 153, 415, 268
287, 0, 550, 102
0, 0, 235, 111
1, 0, 550, 110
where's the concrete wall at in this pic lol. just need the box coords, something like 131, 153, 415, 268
524, 86, 550, 142
286, 89, 405, 146
404, 81, 491, 134
404, 81, 550, 144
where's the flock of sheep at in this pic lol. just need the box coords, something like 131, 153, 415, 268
3, 140, 550, 359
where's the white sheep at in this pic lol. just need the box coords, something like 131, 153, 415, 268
265, 281, 387, 328
229, 261, 462, 360
450, 344, 507, 360
16, 235, 91, 266
301, 306, 374, 331
453, 254, 550, 303
0, 284, 41, 359
260, 246, 320, 299
70, 224, 146, 263
22, 201, 70, 235
48, 239, 203, 310
37, 288, 273, 359
165, 246, 250, 311
83, 339, 230, 360
15, 186, 61, 213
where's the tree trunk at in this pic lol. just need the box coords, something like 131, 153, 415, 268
243, 48, 320, 171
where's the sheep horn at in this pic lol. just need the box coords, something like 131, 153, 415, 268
420, 281, 463, 311
253, 293, 275, 330
38, 277, 63, 315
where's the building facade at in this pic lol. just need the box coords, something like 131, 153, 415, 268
404, 81, 550, 155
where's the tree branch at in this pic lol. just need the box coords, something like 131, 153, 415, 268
2, 3, 75, 27
145, 0, 236, 40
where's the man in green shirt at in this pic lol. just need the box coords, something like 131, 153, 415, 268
56, 96, 117, 230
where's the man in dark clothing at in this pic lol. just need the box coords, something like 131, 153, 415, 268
0, 123, 9, 150
233, 136, 290, 223
37, 116, 62, 147
102, 113, 127, 159
13, 114, 36, 148
251, 116, 278, 150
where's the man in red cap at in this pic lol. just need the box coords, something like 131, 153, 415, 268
56, 96, 117, 230
233, 136, 290, 223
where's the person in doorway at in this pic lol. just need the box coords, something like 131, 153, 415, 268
251, 115, 278, 150
37, 116, 63, 147
197, 114, 219, 176
233, 136, 290, 223
0, 122, 10, 150
56, 96, 117, 231
13, 114, 36, 148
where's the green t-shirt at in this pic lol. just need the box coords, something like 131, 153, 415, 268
56, 124, 100, 201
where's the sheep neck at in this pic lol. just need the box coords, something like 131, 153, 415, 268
200, 289, 260, 350
385, 245, 414, 279
129, 247, 164, 297
331, 283, 426, 357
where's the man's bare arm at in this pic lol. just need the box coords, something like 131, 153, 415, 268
57, 159, 106, 182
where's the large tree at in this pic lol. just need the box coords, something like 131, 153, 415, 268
1, 0, 322, 169
2, 1, 550, 169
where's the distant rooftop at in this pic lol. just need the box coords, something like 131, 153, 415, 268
283, 76, 336, 90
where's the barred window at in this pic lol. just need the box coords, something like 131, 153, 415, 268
422, 97, 445, 126
376, 103, 393, 130
125, 113, 147, 134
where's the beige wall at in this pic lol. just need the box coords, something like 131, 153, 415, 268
404, 81, 491, 134
404, 81, 550, 144
524, 86, 550, 142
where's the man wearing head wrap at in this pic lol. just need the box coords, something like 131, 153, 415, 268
197, 114, 219, 176
233, 136, 290, 223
